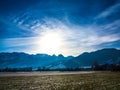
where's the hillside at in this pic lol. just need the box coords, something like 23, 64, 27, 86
65, 48, 120, 68
0, 48, 120, 70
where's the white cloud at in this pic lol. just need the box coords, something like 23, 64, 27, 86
95, 3, 120, 19
5, 17, 120, 56
100, 19, 120, 30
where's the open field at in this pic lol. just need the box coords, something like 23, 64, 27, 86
0, 71, 94, 77
0, 72, 120, 90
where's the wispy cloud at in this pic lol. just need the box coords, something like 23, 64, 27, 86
1, 17, 120, 56
1, 10, 120, 56
95, 3, 120, 19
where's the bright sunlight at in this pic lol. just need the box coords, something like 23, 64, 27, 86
36, 31, 63, 55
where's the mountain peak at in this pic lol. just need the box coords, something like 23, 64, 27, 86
58, 54, 64, 58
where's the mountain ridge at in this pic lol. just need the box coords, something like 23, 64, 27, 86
65, 48, 120, 68
0, 48, 120, 70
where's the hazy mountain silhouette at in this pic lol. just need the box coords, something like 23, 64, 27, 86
65, 48, 120, 68
0, 48, 120, 70
0, 52, 73, 69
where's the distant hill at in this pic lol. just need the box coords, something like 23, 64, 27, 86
65, 48, 120, 68
0, 52, 73, 69
0, 48, 120, 70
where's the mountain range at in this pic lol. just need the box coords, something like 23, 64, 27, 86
0, 48, 120, 70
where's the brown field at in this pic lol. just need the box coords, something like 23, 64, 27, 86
0, 71, 120, 90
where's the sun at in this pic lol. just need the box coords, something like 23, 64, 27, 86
36, 31, 62, 55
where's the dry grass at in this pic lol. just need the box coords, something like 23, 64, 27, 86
0, 72, 120, 90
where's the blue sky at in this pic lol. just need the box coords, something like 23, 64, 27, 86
0, 0, 120, 56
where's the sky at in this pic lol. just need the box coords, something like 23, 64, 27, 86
0, 0, 120, 56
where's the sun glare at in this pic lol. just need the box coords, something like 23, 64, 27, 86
36, 31, 62, 55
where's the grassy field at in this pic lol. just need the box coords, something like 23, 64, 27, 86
0, 72, 120, 90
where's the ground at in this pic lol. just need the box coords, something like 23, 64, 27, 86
0, 71, 120, 90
